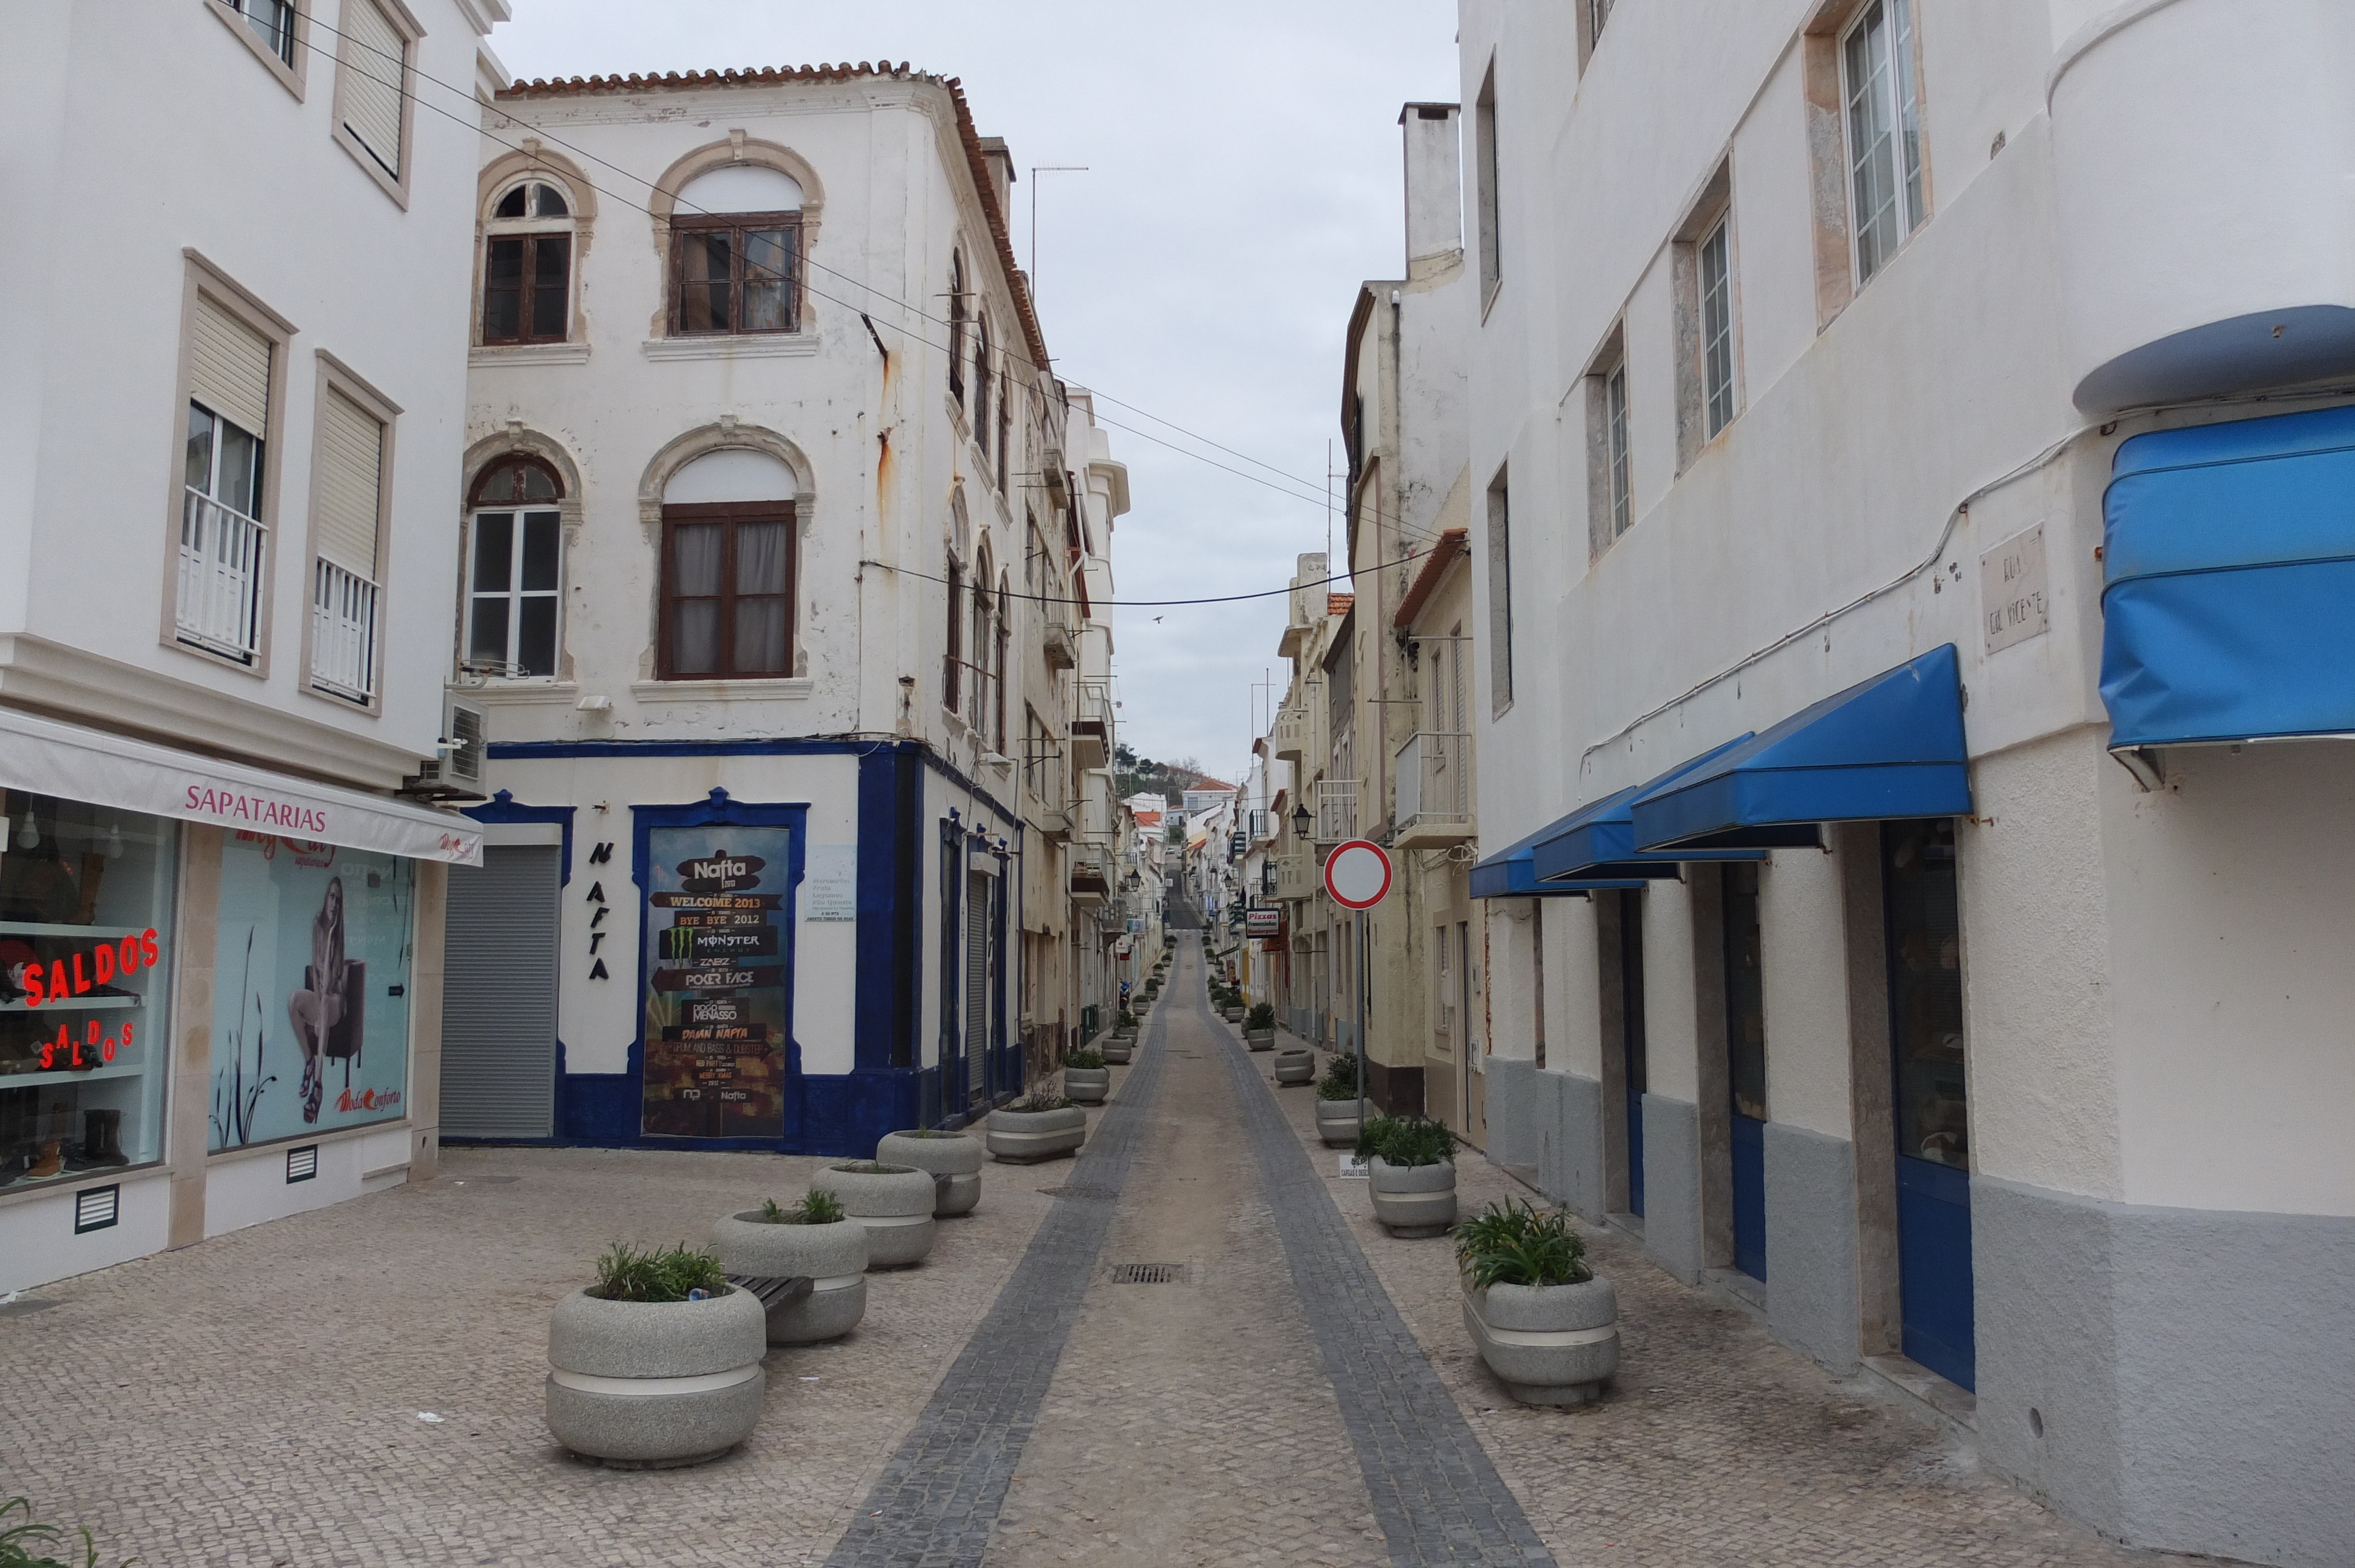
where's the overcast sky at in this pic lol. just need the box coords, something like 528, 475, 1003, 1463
492, 1, 1461, 786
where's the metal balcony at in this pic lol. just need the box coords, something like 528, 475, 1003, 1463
1072, 678, 1112, 769
1392, 731, 1475, 848
1314, 779, 1359, 844
1070, 845, 1111, 905
310, 559, 379, 704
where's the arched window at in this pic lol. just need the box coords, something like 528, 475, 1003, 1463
658, 448, 795, 679
993, 571, 1012, 753
968, 543, 995, 735
465, 455, 565, 676
973, 315, 994, 464
671, 165, 803, 337
947, 251, 967, 404
482, 179, 575, 345
944, 491, 970, 712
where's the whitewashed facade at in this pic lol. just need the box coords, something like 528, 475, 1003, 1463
1458, 3, 2355, 1562
1, 0, 504, 1293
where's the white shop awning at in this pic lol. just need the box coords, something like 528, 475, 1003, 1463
0, 706, 482, 865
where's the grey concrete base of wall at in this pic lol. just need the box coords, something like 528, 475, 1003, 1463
1640, 1094, 1703, 1284
1762, 1121, 1859, 1373
1975, 1174, 2355, 1568
1484, 1057, 1535, 1169
1538, 1071, 1606, 1220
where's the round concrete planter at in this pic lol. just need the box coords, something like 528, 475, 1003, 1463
1100, 1035, 1135, 1065
1273, 1048, 1316, 1085
877, 1131, 984, 1217
1315, 1097, 1362, 1147
808, 1163, 938, 1267
1064, 1065, 1111, 1105
545, 1287, 766, 1467
986, 1105, 1086, 1163
1462, 1276, 1619, 1406
1244, 1028, 1276, 1051
1369, 1156, 1457, 1237
710, 1212, 870, 1343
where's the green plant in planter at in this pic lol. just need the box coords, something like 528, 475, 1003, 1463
592, 1241, 728, 1302
1246, 1002, 1276, 1031
1315, 1052, 1360, 1102
758, 1190, 848, 1224
1356, 1114, 1457, 1168
1454, 1200, 1591, 1288
1007, 1093, 1074, 1112
1114, 1008, 1137, 1031
0, 1496, 137, 1568
1066, 1048, 1106, 1070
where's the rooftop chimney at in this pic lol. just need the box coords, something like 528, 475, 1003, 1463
1399, 103, 1463, 273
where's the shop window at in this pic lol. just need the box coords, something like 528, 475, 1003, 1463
1884, 818, 1966, 1166
208, 832, 414, 1146
0, 797, 178, 1190
658, 503, 795, 679
466, 456, 565, 678
482, 181, 575, 345
1723, 863, 1768, 1122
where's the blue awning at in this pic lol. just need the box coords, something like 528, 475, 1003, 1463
1629, 645, 1971, 851
2102, 404, 2355, 749
1470, 818, 1646, 900
1531, 736, 1771, 882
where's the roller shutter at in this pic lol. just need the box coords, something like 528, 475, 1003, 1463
190, 295, 271, 436
440, 844, 560, 1138
314, 388, 383, 577
338, 0, 407, 178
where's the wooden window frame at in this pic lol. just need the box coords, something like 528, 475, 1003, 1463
655, 500, 797, 680
947, 252, 967, 404
480, 181, 576, 346
668, 211, 803, 337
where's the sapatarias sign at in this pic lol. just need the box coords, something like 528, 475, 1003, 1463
184, 784, 330, 836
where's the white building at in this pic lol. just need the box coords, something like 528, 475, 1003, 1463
446, 63, 1117, 1154
1458, 3, 2353, 1562
1, 0, 503, 1293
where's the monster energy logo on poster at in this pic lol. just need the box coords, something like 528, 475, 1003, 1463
642, 828, 792, 1138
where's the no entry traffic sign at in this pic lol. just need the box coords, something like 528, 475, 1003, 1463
1323, 839, 1392, 909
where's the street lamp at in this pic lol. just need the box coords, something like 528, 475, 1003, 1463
1291, 800, 1313, 840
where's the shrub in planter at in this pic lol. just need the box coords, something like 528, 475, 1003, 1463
1455, 1200, 1618, 1405
1112, 1008, 1139, 1036
808, 1162, 938, 1267
1064, 1047, 1111, 1105
1245, 999, 1277, 1050
1273, 1046, 1316, 1085
986, 1094, 1087, 1163
546, 1242, 765, 1467
1314, 1055, 1363, 1147
1359, 1115, 1458, 1237
711, 1191, 870, 1343
1099, 1034, 1135, 1065
877, 1129, 984, 1216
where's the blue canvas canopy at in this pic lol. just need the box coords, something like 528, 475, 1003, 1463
1530, 735, 1770, 882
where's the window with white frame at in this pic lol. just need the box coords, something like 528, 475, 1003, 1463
310, 386, 386, 703
225, 0, 297, 64
179, 294, 273, 665
1606, 361, 1632, 537
1842, 0, 1925, 284
466, 457, 563, 678
1699, 217, 1736, 437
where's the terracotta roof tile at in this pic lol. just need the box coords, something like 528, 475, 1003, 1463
1326, 593, 1356, 617
495, 64, 1051, 376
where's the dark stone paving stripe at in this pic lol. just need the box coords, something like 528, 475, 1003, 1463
1198, 986, 1558, 1566
820, 981, 1172, 1568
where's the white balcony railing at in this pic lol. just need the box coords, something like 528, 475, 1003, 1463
1394, 731, 1471, 828
1315, 779, 1359, 843
311, 558, 379, 703
177, 489, 267, 663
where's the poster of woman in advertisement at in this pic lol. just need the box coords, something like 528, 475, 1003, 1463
286, 877, 349, 1124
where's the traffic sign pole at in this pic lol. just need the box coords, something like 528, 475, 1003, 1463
1321, 839, 1393, 1135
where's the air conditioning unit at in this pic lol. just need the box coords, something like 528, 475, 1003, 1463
403, 698, 488, 800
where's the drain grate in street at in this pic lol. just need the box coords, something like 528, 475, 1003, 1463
1037, 1184, 1119, 1200
1107, 1262, 1188, 1285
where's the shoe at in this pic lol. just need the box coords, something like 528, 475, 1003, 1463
84, 1108, 127, 1167
27, 1140, 63, 1180
304, 1075, 323, 1124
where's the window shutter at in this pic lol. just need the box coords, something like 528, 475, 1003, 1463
190, 295, 271, 436
339, 0, 406, 177
315, 388, 383, 578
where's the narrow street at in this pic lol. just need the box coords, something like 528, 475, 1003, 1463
1, 934, 2207, 1567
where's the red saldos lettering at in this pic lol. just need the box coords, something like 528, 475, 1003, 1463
93, 944, 114, 986
23, 963, 42, 1007
141, 929, 160, 968
70, 952, 88, 995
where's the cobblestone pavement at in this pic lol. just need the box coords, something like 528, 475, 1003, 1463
0, 1135, 1069, 1566
1245, 1038, 2214, 1568
824, 991, 1172, 1568
988, 941, 1391, 1567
